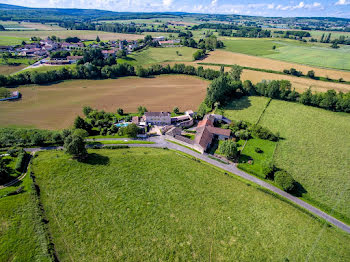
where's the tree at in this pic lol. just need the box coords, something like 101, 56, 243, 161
64, 135, 87, 160
74, 116, 87, 130
117, 108, 124, 115
193, 49, 205, 60
116, 49, 126, 58
0, 87, 11, 99
331, 42, 339, 49
299, 88, 313, 105
137, 106, 148, 115
229, 65, 243, 81
173, 107, 179, 114
242, 80, 255, 95
274, 171, 295, 192
73, 129, 89, 138
135, 66, 149, 77
124, 123, 139, 138
83, 106, 92, 117
307, 70, 315, 79
218, 140, 237, 159
96, 35, 101, 42
262, 161, 274, 179
0, 157, 9, 184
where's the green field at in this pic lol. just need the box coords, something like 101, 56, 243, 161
87, 140, 155, 145
238, 138, 276, 178
0, 35, 31, 45
223, 38, 283, 56
222, 38, 350, 70
31, 148, 350, 261
219, 96, 269, 124
222, 96, 350, 223
119, 46, 197, 66
0, 175, 51, 261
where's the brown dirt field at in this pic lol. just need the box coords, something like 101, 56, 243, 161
201, 50, 350, 81
0, 31, 143, 41
241, 69, 350, 93
165, 62, 350, 93
0, 65, 26, 75
0, 75, 208, 130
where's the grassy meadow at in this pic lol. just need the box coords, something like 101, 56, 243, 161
119, 46, 197, 66
31, 148, 350, 261
222, 38, 350, 71
222, 96, 350, 223
0, 64, 26, 75
0, 175, 51, 262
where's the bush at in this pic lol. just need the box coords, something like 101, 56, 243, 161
15, 152, 27, 172
255, 147, 263, 153
218, 140, 238, 159
274, 171, 295, 192
262, 161, 274, 179
103, 145, 129, 149
251, 125, 278, 141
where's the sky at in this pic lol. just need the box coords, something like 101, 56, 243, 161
1, 0, 350, 18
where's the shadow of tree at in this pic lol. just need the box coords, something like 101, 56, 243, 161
291, 182, 307, 197
222, 96, 252, 111
81, 153, 110, 165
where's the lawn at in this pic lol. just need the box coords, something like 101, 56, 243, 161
0, 75, 208, 129
0, 175, 51, 261
30, 148, 350, 261
120, 46, 197, 66
260, 100, 350, 223
238, 138, 276, 178
218, 96, 270, 124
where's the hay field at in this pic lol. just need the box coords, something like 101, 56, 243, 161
202, 50, 350, 81
241, 69, 350, 93
0, 75, 208, 129
0, 64, 26, 75
31, 149, 350, 261
0, 30, 142, 44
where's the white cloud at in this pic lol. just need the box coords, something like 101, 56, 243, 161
163, 0, 173, 8
275, 1, 322, 11
335, 0, 350, 5
211, 0, 218, 7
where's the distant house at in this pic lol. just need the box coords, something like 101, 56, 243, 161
158, 40, 181, 46
144, 112, 171, 125
102, 49, 116, 57
67, 56, 83, 63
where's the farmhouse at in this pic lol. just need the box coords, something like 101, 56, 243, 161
144, 112, 171, 125
165, 114, 231, 154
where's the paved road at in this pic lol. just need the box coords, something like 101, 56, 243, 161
24, 136, 350, 234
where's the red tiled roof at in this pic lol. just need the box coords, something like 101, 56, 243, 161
207, 126, 231, 137
197, 118, 214, 128
195, 126, 213, 150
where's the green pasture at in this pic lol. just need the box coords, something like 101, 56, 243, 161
0, 35, 31, 45
218, 96, 269, 124
119, 46, 196, 66
260, 99, 350, 223
31, 148, 350, 261
0, 175, 51, 261
86, 140, 155, 145
223, 38, 283, 56
222, 96, 350, 223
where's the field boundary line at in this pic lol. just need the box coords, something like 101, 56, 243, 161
255, 98, 272, 125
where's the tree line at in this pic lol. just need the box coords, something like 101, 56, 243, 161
200, 65, 350, 114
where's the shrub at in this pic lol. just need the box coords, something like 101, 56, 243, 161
255, 147, 263, 153
15, 152, 27, 172
73, 129, 89, 138
218, 140, 238, 159
103, 145, 129, 149
251, 125, 278, 141
64, 135, 87, 160
274, 171, 295, 192
262, 161, 274, 179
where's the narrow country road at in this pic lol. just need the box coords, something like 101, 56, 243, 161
23, 136, 350, 234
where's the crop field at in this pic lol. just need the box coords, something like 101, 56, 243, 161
222, 96, 350, 223
221, 38, 350, 70
241, 69, 350, 93
201, 50, 350, 81
0, 175, 51, 262
0, 64, 26, 75
121, 47, 197, 65
30, 148, 350, 261
0, 75, 208, 129
0, 30, 142, 44
0, 21, 62, 30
